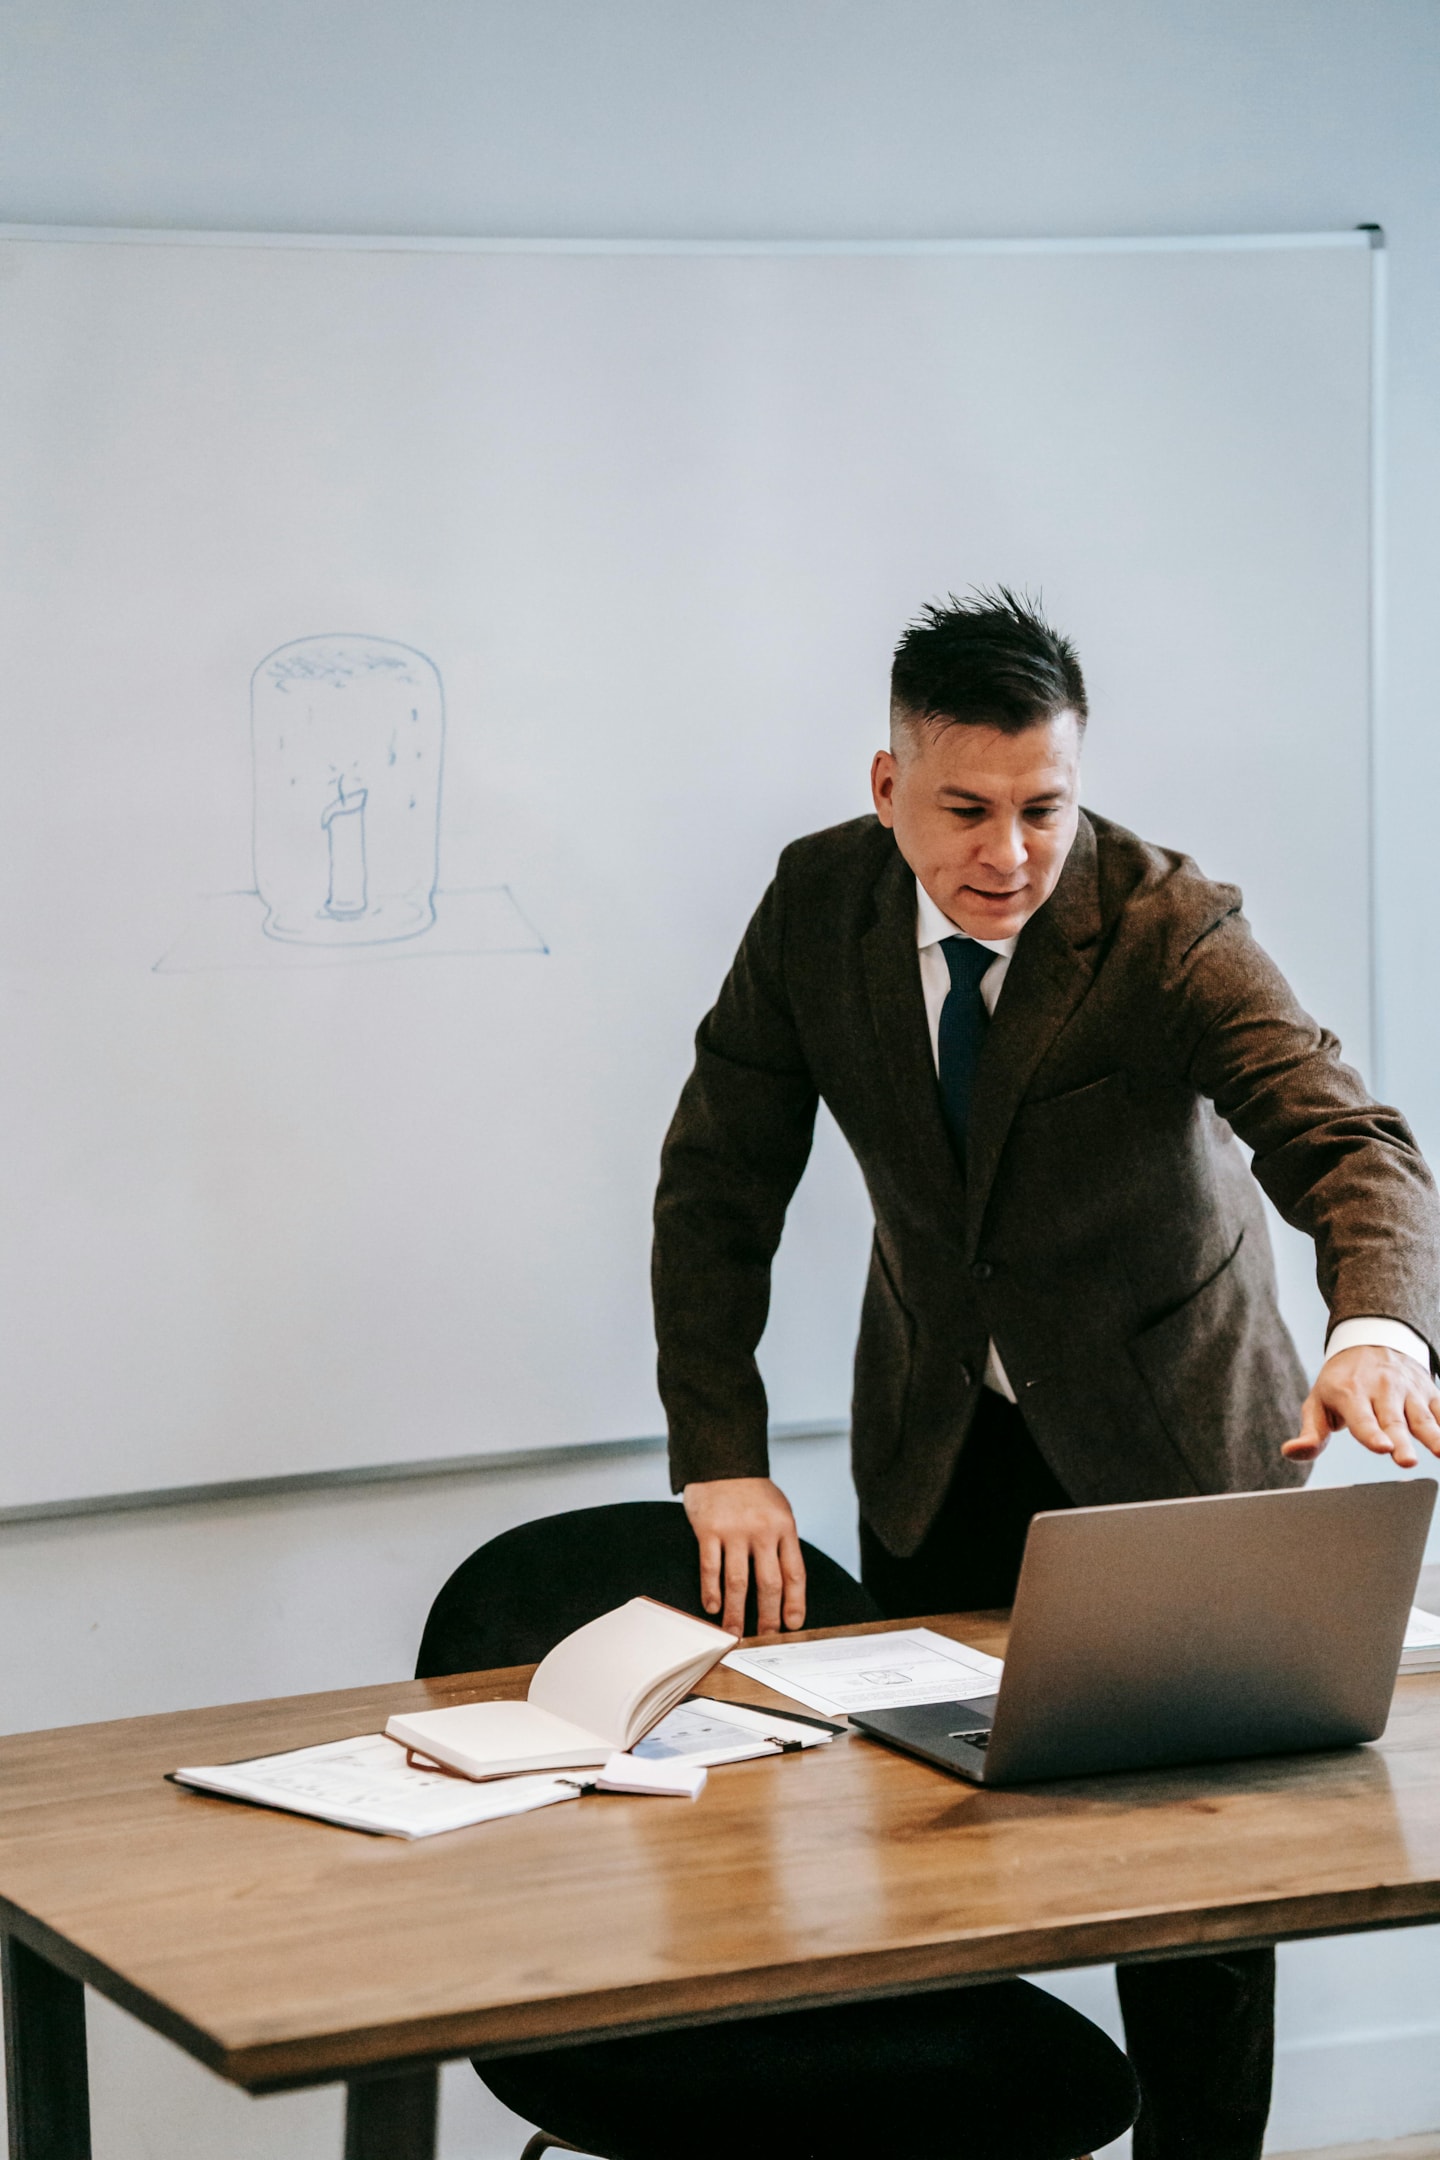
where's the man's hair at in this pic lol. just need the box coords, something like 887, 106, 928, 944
890, 587, 1087, 738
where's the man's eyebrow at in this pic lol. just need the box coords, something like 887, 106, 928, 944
935, 784, 1069, 805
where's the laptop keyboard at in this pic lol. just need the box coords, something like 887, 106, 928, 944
948, 1728, 992, 1749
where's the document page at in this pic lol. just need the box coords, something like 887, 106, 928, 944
723, 1628, 1004, 1716
172, 1734, 582, 1839
629, 1697, 834, 1766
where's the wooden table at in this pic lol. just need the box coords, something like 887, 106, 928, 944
7, 1606, 1440, 2160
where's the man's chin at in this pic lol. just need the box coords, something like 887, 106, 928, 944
951, 890, 1032, 939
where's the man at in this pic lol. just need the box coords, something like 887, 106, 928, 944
652, 590, 1440, 2160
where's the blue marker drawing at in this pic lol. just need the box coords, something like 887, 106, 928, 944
253, 635, 442, 946
153, 633, 548, 974
321, 778, 369, 919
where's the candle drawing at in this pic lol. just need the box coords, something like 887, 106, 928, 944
321, 781, 369, 918
251, 636, 444, 945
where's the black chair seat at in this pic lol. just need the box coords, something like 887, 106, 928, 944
414, 1500, 1138, 2160
482, 1979, 1139, 2160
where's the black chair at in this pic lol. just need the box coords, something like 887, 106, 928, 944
416, 1500, 1139, 2160
417, 1498, 882, 1670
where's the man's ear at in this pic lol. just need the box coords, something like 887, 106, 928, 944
871, 749, 898, 827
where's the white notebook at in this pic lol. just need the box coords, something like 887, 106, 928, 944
386, 1597, 737, 1778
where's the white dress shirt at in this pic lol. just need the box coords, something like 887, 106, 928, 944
912, 875, 1428, 1397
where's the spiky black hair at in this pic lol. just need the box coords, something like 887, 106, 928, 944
890, 586, 1087, 734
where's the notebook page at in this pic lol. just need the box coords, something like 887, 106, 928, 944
528, 1598, 736, 1747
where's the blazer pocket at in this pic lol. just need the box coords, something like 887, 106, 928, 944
1126, 1231, 1259, 1481
1022, 1070, 1129, 1112
1129, 1230, 1245, 1353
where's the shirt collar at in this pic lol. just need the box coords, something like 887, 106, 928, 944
914, 875, 1017, 961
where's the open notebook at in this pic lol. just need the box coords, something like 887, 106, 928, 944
386, 1597, 737, 1778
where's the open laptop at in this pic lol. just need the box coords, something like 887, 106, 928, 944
848, 1480, 1435, 1785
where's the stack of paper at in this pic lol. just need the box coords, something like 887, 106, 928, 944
1401, 1607, 1440, 1674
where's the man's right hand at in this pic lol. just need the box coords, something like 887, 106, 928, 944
682, 1476, 807, 1637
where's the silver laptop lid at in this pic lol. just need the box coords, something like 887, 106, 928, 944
984, 1480, 1435, 1784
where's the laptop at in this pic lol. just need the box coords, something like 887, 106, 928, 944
848, 1480, 1435, 1786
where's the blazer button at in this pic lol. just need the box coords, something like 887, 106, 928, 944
971, 1260, 994, 1281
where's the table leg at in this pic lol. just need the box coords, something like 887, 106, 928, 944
343, 2065, 438, 2160
1, 1936, 91, 2160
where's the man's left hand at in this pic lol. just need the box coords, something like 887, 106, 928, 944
1283, 1345, 1440, 1468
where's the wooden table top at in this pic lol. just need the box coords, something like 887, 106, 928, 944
5, 1608, 1440, 2093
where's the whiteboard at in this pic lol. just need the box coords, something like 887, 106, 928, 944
0, 229, 1376, 1509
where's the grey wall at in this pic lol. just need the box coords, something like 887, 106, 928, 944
3, 4, 1440, 2154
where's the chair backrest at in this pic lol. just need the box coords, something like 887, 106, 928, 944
415, 1498, 881, 1676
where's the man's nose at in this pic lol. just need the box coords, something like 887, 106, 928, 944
981, 819, 1027, 875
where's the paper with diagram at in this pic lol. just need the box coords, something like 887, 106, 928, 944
724, 1628, 1004, 1715
170, 1733, 582, 1839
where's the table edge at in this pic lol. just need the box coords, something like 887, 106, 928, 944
10, 1877, 1440, 2090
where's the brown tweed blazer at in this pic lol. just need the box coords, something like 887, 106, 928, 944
653, 811, 1440, 1557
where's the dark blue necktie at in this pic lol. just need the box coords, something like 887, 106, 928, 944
937, 936, 993, 1154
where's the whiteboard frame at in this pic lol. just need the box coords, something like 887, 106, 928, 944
0, 225, 1378, 256
0, 222, 1384, 1520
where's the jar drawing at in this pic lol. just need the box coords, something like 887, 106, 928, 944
252, 637, 444, 944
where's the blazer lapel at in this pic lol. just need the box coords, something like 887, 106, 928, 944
963, 813, 1104, 1254
860, 843, 968, 1216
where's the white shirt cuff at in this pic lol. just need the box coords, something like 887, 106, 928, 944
1323, 1316, 1433, 1371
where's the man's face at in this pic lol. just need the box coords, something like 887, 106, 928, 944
870, 710, 1083, 941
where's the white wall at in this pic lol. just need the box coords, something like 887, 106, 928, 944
3, 4, 1440, 2154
